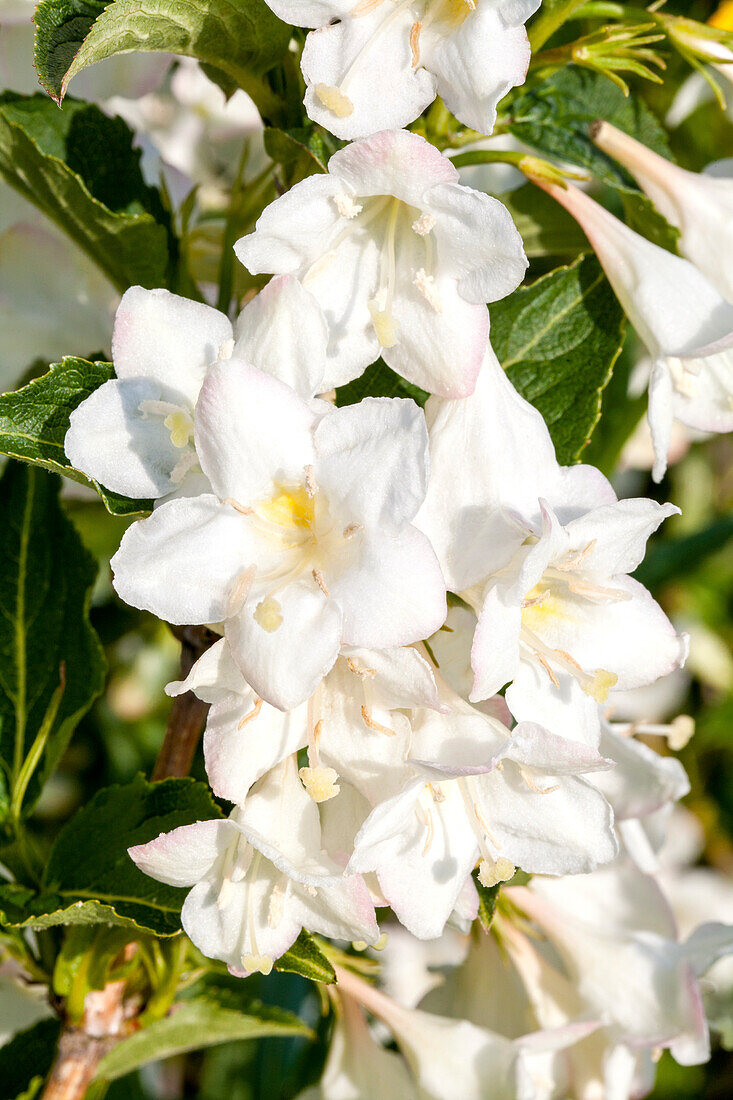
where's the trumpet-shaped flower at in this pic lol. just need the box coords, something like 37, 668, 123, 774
235, 129, 527, 397
263, 0, 539, 140
418, 348, 687, 740
592, 121, 733, 304
129, 758, 379, 977
65, 276, 329, 501
508, 860, 733, 1069
333, 965, 539, 1100
541, 179, 733, 480
112, 360, 445, 709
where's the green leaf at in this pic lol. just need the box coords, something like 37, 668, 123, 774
0, 464, 105, 818
275, 930, 336, 985
0, 94, 171, 293
264, 126, 341, 187
0, 1018, 61, 1100
474, 874, 500, 933
498, 183, 588, 258
582, 337, 646, 476
0, 776, 223, 934
336, 360, 429, 409
97, 975, 309, 1081
34, 0, 291, 118
490, 254, 626, 464
0, 357, 151, 517
509, 67, 673, 189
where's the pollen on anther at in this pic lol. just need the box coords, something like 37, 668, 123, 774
410, 21, 422, 67
315, 83, 354, 118
313, 568, 330, 597
254, 596, 283, 633
412, 212, 435, 236
413, 268, 442, 312
238, 697, 263, 730
334, 192, 363, 219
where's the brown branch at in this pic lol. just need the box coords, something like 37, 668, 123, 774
152, 624, 217, 780
42, 626, 216, 1099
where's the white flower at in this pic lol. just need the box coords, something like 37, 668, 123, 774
111, 360, 445, 709
541, 179, 733, 481
332, 964, 539, 1100
167, 637, 443, 805
418, 348, 687, 742
65, 276, 328, 502
128, 758, 379, 977
592, 120, 733, 304
508, 860, 733, 1069
347, 680, 617, 939
263, 0, 539, 140
235, 129, 527, 397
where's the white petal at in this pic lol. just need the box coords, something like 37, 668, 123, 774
331, 527, 446, 650
166, 638, 246, 703
427, 181, 528, 303
235, 173, 343, 275
329, 129, 458, 209
470, 585, 522, 701
128, 818, 233, 887
233, 275, 328, 400
112, 496, 259, 624
648, 358, 675, 483
112, 287, 233, 406
594, 725, 690, 821
227, 581, 343, 711
563, 498, 678, 575
194, 359, 316, 504
314, 397, 429, 531
65, 377, 183, 499
424, 3, 536, 135
301, 7, 436, 139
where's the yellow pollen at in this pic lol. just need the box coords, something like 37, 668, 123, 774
164, 410, 194, 449
315, 83, 354, 117
241, 953, 274, 976
585, 669, 618, 704
478, 857, 515, 889
299, 765, 340, 803
254, 596, 283, 633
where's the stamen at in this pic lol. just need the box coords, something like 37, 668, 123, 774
315, 83, 354, 118
361, 705, 397, 736
412, 212, 435, 236
334, 192, 363, 219
536, 653, 560, 689
413, 267, 442, 312
343, 523, 362, 539
164, 410, 194, 449
268, 879, 287, 928
238, 697, 263, 730
299, 765, 340, 803
521, 625, 617, 701
410, 21, 422, 66
303, 249, 338, 287
169, 450, 199, 485
224, 497, 254, 516
254, 596, 283, 632
313, 568, 330, 597
478, 857, 515, 889
473, 802, 502, 849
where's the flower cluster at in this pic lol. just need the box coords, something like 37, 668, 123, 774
59, 11, 733, 1097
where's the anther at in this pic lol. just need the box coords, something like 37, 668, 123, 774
242, 953, 274, 976
334, 192, 363, 219
347, 658, 377, 679
227, 566, 257, 616
315, 83, 354, 118
304, 465, 316, 497
224, 497, 254, 516
343, 523, 362, 539
238, 697, 263, 730
411, 212, 435, 236
413, 268, 442, 312
299, 765, 340, 803
254, 596, 283, 633
536, 653, 560, 689
519, 767, 560, 795
478, 857, 515, 889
